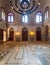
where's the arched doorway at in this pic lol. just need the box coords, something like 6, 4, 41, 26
36, 27, 41, 41
9, 28, 14, 41
0, 29, 3, 40
22, 27, 28, 41
44, 25, 49, 41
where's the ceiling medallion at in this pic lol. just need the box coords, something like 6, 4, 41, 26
9, 0, 41, 15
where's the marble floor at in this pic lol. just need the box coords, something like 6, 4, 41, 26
0, 42, 50, 65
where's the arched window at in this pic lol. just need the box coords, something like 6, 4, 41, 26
2, 9, 5, 21
36, 12, 42, 23
44, 7, 49, 21
8, 13, 14, 22
22, 15, 28, 23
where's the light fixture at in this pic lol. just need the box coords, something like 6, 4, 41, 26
9, 0, 41, 15
15, 31, 20, 36
49, 30, 50, 33
30, 31, 35, 36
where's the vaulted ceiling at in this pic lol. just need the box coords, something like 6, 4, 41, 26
1, 0, 47, 13
1, 0, 44, 8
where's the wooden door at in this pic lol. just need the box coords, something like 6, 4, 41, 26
36, 27, 41, 41
22, 27, 28, 41
0, 29, 3, 40
9, 31, 14, 41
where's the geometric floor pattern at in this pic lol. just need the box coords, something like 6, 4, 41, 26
0, 42, 50, 65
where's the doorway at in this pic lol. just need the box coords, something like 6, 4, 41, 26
36, 27, 41, 41
0, 29, 3, 40
22, 27, 28, 41
9, 28, 14, 41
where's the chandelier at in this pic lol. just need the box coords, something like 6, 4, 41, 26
9, 0, 41, 15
